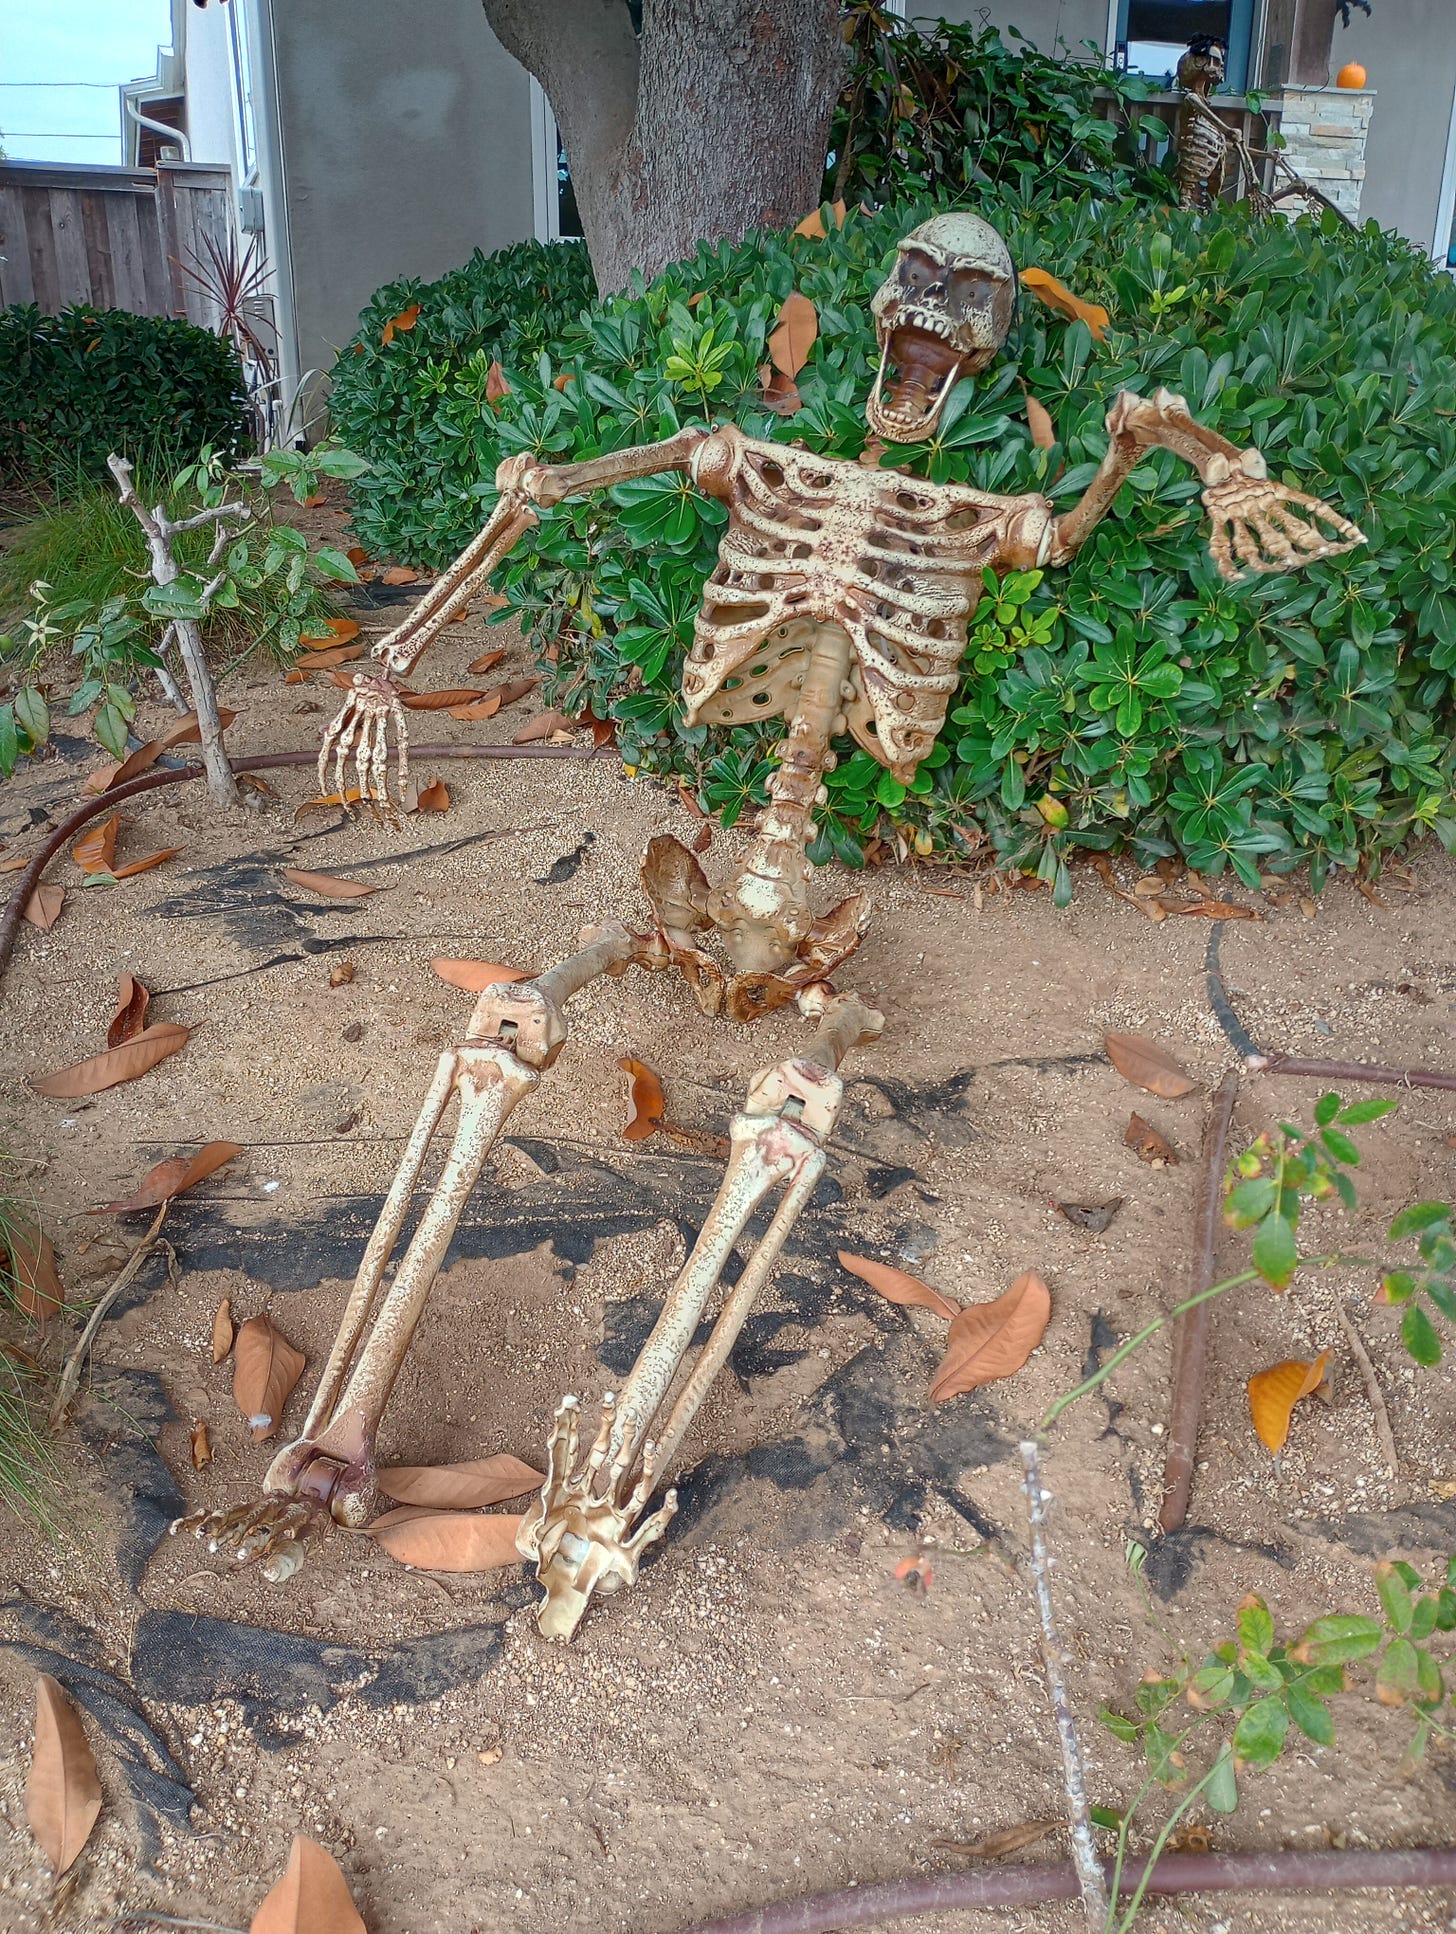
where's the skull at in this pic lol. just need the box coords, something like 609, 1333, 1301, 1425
1177, 35, 1227, 92
867, 212, 1017, 443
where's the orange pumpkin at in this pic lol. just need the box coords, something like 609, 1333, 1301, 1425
1336, 62, 1367, 89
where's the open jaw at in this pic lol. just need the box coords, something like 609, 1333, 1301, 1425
866, 324, 967, 443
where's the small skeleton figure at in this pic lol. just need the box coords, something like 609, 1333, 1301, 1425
1175, 36, 1231, 211
181, 212, 1362, 1639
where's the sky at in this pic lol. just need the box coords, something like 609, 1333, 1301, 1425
0, 0, 173, 165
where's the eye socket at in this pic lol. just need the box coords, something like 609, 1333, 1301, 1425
948, 267, 1002, 312
898, 250, 940, 290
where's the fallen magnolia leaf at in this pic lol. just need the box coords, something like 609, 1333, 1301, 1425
212, 1296, 235, 1363
400, 687, 487, 710
485, 359, 510, 407
280, 868, 381, 900
768, 290, 818, 379
22, 884, 64, 930
191, 1420, 211, 1469
415, 776, 450, 813
0, 851, 30, 871
5, 1220, 64, 1321
657, 1121, 732, 1159
1019, 266, 1110, 339
371, 1510, 525, 1572
300, 617, 361, 650
935, 1820, 1060, 1860
114, 847, 182, 879
1248, 1350, 1330, 1455
380, 565, 420, 586
467, 648, 506, 676
1125, 1112, 1178, 1167
1025, 394, 1056, 449
1175, 899, 1261, 920
329, 961, 356, 988
691, 821, 712, 854
287, 643, 363, 672
512, 709, 573, 744
1055, 1198, 1123, 1234
491, 677, 538, 712
294, 788, 364, 817
25, 1675, 102, 1875
233, 1312, 306, 1441
619, 1056, 665, 1142
929, 1270, 1052, 1404
72, 813, 119, 875
107, 974, 151, 1047
380, 302, 421, 347
159, 707, 237, 750
759, 364, 803, 414
91, 1139, 241, 1215
448, 693, 502, 722
377, 1454, 544, 1510
30, 1023, 190, 1099
250, 1833, 366, 1934
1104, 1031, 1198, 1099
99, 739, 165, 788
301, 492, 327, 509
838, 1250, 959, 1321
345, 545, 370, 567
431, 959, 531, 992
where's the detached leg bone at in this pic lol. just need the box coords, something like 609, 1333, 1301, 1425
178, 926, 633, 1563
517, 987, 883, 1640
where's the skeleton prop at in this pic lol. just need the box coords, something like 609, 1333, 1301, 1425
180, 212, 1363, 1639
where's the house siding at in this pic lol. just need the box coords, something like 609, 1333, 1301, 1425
1332, 1, 1456, 253
267, 0, 536, 383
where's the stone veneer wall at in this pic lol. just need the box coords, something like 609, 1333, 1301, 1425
1273, 85, 1374, 218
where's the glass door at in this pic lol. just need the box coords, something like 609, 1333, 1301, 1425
1114, 0, 1256, 93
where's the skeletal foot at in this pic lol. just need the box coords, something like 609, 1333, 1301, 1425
172, 1495, 322, 1580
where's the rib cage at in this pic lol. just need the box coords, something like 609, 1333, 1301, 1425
683, 428, 1051, 780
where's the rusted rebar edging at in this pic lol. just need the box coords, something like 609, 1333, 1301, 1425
1158, 1066, 1239, 1535
0, 741, 616, 986
678, 1846, 1456, 1934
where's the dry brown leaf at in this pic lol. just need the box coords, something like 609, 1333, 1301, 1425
467, 648, 506, 676
1125, 1112, 1178, 1166
936, 1819, 1060, 1860
291, 643, 364, 671
794, 208, 827, 238
1104, 1032, 1198, 1099
100, 739, 165, 788
280, 868, 381, 900
191, 1420, 212, 1469
400, 687, 487, 710
72, 813, 118, 875
329, 961, 356, 988
838, 1250, 960, 1321
158, 707, 236, 751
512, 709, 573, 744
233, 1312, 306, 1441
767, 291, 818, 379
1019, 266, 1110, 339
114, 847, 183, 879
345, 545, 370, 566
619, 1056, 665, 1142
107, 974, 151, 1048
212, 1296, 234, 1363
430, 959, 531, 992
299, 616, 362, 650
30, 1023, 190, 1099
92, 1140, 241, 1215
485, 360, 511, 407
1025, 395, 1056, 449
250, 1834, 366, 1934
448, 693, 502, 722
492, 677, 538, 712
380, 302, 421, 349
83, 762, 122, 794
380, 565, 421, 586
372, 1510, 525, 1572
578, 708, 617, 748
294, 788, 364, 816
377, 1455, 544, 1510
0, 851, 29, 870
1055, 1198, 1123, 1234
657, 1122, 732, 1159
758, 363, 803, 414
552, 370, 576, 391
1248, 1350, 1330, 1455
928, 1270, 1051, 1403
5, 1220, 64, 1321
1176, 899, 1261, 921
25, 1675, 102, 1875
691, 821, 712, 854
22, 884, 64, 930
415, 777, 450, 813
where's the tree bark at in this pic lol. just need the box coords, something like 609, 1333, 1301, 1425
485, 0, 846, 294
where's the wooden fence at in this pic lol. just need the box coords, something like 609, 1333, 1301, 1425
0, 159, 235, 327
1093, 88, 1284, 197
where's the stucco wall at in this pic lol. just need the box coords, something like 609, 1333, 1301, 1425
1332, 1, 1456, 253
268, 0, 536, 380
911, 1, 1109, 56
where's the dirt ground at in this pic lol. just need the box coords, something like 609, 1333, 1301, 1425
1, 503, 1455, 1934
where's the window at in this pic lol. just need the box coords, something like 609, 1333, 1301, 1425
530, 81, 582, 241
227, 1, 258, 181
1114, 0, 1257, 93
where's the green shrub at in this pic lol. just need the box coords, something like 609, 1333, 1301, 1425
828, 9, 1175, 210
327, 239, 596, 563
474, 193, 1456, 893
0, 304, 251, 482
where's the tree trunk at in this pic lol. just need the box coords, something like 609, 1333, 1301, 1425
485, 0, 846, 294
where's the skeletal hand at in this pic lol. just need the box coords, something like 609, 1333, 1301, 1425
1203, 476, 1365, 581
318, 668, 411, 822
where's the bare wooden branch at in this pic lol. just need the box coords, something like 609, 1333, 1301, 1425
165, 499, 248, 534
50, 1204, 171, 1431
1334, 1300, 1404, 1492
1019, 1440, 1109, 1929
